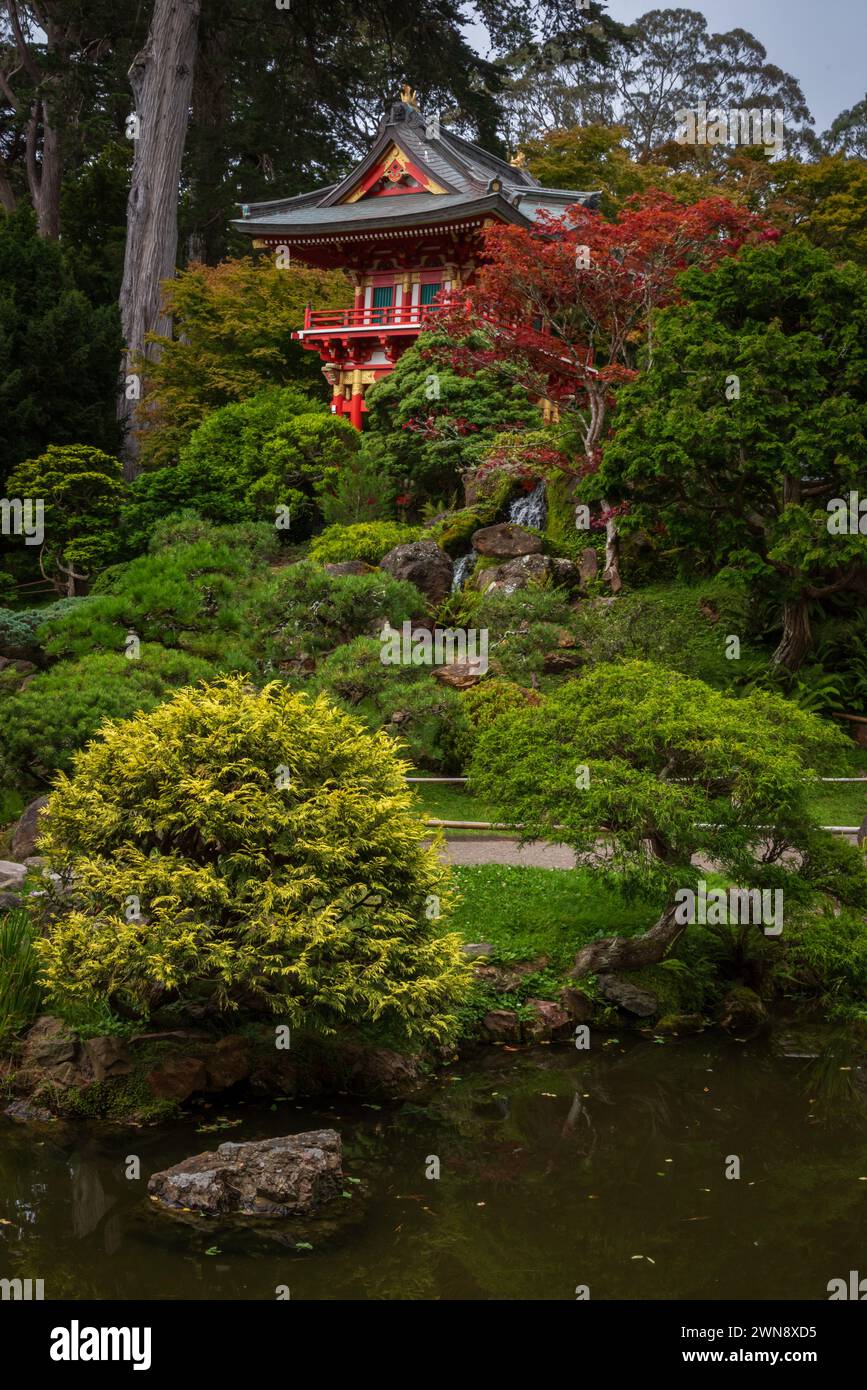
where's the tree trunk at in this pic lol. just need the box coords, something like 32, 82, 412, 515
772, 595, 811, 672
27, 96, 62, 237
118, 0, 201, 478
601, 502, 622, 593
570, 902, 684, 977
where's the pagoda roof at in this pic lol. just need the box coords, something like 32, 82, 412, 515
232, 96, 598, 244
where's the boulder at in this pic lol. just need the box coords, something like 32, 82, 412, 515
83, 1036, 133, 1084
595, 974, 660, 1018
145, 1055, 208, 1102
719, 986, 768, 1032
476, 553, 580, 595
523, 998, 573, 1041
559, 986, 595, 1023
471, 523, 543, 559
474, 963, 527, 993
460, 942, 494, 959
431, 661, 484, 690
481, 1009, 521, 1043
653, 1013, 705, 1037
0, 860, 27, 889
542, 650, 582, 675
550, 558, 582, 589
147, 1130, 343, 1217
322, 561, 375, 577
338, 1045, 425, 1097
477, 553, 552, 593
22, 1016, 77, 1069
379, 541, 453, 604
0, 891, 22, 911
4, 1099, 55, 1124
203, 1035, 251, 1091
11, 795, 49, 860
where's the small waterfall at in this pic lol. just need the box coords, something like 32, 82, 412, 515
509, 480, 547, 530
451, 551, 475, 592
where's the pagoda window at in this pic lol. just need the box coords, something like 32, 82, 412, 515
420, 282, 442, 306
371, 284, 394, 324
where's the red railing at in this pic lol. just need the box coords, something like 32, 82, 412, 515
302, 303, 436, 331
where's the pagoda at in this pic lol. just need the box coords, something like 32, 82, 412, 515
232, 88, 598, 427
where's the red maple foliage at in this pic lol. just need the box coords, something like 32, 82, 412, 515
433, 191, 774, 585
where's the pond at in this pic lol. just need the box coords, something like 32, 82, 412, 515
1, 1030, 864, 1301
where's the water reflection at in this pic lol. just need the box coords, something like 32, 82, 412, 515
0, 1028, 865, 1300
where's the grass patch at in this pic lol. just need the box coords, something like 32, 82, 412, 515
0, 909, 42, 1046
412, 773, 866, 833
448, 864, 659, 970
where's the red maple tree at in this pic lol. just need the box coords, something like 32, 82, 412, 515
435, 191, 774, 587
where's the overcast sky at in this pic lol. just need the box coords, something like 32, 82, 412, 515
467, 0, 866, 135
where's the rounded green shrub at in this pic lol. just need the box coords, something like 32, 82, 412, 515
36, 677, 469, 1040
308, 521, 423, 566
308, 637, 467, 772
0, 645, 215, 788
451, 678, 542, 767
251, 560, 422, 667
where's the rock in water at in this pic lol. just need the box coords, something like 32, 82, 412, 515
147, 1130, 343, 1216
471, 522, 543, 559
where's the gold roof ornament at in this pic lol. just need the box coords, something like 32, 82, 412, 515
400, 84, 419, 109
510, 149, 528, 169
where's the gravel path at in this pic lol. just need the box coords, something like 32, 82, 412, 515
434, 837, 578, 868
431, 832, 859, 869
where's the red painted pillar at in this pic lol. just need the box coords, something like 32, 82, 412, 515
349, 387, 364, 429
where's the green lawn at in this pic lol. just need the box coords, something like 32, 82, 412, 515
447, 864, 657, 969
410, 773, 866, 832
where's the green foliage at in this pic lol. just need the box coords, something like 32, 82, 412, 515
250, 561, 422, 668
7, 445, 126, 582
0, 205, 121, 490
570, 580, 758, 689
0, 600, 81, 662
146, 513, 280, 566
0, 910, 42, 1045
121, 387, 319, 551
600, 238, 867, 666
43, 536, 269, 667
136, 257, 351, 468
0, 645, 215, 789
782, 905, 867, 1020
308, 521, 423, 566
309, 637, 466, 773
468, 659, 850, 901
451, 678, 541, 767
36, 677, 469, 1040
60, 142, 131, 305
364, 330, 540, 506
318, 435, 398, 524
252, 411, 360, 534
